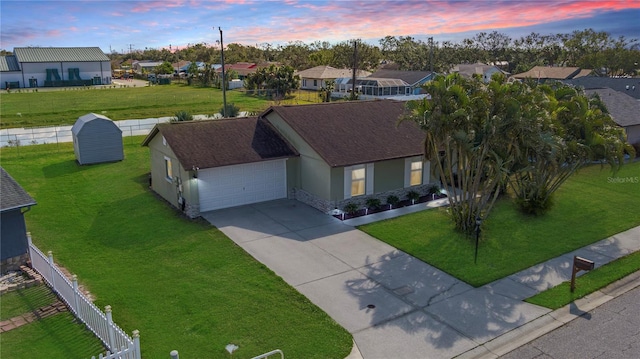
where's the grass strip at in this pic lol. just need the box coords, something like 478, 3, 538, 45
525, 251, 640, 310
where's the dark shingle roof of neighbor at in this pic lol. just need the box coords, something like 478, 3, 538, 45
368, 69, 433, 86
0, 56, 20, 72
564, 77, 640, 100
263, 100, 424, 167
585, 88, 640, 127
1, 167, 36, 212
14, 47, 109, 62
142, 117, 298, 170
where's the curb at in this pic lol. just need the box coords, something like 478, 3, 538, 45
455, 270, 640, 358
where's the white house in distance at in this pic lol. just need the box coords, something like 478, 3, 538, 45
451, 63, 506, 83
0, 47, 111, 89
296, 65, 371, 90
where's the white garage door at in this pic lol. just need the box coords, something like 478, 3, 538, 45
198, 159, 287, 211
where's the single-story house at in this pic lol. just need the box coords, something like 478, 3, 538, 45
368, 69, 435, 94
451, 63, 506, 83
132, 60, 164, 73
296, 65, 371, 90
143, 100, 434, 217
512, 66, 592, 82
0, 47, 111, 89
1, 167, 37, 273
563, 76, 640, 100
585, 88, 640, 146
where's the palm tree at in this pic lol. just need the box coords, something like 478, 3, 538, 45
403, 74, 507, 234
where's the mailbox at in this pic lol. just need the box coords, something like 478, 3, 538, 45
571, 255, 595, 292
574, 256, 594, 271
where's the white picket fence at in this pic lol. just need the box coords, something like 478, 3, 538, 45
27, 233, 141, 359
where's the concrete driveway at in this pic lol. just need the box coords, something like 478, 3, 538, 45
202, 199, 550, 359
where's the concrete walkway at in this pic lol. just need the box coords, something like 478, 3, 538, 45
202, 199, 640, 359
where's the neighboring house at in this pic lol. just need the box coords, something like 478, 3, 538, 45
1, 167, 37, 273
72, 113, 124, 165
451, 63, 506, 83
132, 60, 164, 73
512, 66, 592, 82
296, 65, 371, 90
217, 62, 257, 80
143, 100, 434, 217
332, 77, 430, 101
585, 88, 640, 146
563, 76, 640, 100
368, 69, 435, 94
0, 47, 111, 89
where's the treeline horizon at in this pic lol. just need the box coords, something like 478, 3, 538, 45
3, 28, 638, 76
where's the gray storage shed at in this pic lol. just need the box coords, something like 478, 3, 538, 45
72, 113, 124, 165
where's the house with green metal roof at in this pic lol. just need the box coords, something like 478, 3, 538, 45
0, 47, 111, 89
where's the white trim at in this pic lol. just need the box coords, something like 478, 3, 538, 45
344, 166, 352, 199
423, 160, 431, 184
163, 156, 173, 183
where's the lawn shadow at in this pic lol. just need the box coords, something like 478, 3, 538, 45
88, 192, 210, 250
42, 159, 89, 178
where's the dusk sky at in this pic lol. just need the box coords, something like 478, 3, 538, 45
2, 1, 640, 53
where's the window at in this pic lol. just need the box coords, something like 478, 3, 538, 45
164, 156, 173, 182
351, 167, 366, 196
302, 79, 307, 87
410, 161, 422, 186
313, 79, 318, 87
344, 164, 373, 199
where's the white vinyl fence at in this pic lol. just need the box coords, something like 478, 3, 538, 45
27, 233, 141, 359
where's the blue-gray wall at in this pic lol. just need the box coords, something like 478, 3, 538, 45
73, 119, 124, 165
0, 209, 28, 260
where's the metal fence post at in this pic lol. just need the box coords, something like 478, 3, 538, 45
105, 305, 116, 351
47, 251, 56, 291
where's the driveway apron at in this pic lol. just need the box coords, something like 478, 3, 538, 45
202, 199, 550, 359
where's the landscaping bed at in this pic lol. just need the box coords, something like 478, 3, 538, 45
334, 193, 448, 220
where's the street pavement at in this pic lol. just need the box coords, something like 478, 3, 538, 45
500, 281, 640, 359
202, 199, 640, 359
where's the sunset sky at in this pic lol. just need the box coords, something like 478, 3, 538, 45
2, 0, 640, 53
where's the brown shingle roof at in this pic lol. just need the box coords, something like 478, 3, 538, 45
263, 100, 424, 167
142, 118, 298, 170
512, 66, 587, 80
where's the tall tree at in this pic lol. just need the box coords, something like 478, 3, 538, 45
402, 74, 508, 234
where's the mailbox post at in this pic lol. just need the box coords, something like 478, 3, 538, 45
570, 256, 594, 292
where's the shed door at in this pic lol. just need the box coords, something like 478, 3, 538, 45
198, 159, 287, 211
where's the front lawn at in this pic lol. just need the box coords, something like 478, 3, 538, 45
0, 141, 352, 359
360, 161, 640, 287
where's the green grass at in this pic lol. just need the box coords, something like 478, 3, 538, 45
0, 285, 58, 320
360, 161, 640, 287
0, 313, 106, 358
0, 85, 322, 129
0, 140, 352, 359
526, 251, 640, 309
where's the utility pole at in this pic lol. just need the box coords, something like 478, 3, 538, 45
428, 37, 434, 73
218, 27, 227, 118
350, 40, 358, 101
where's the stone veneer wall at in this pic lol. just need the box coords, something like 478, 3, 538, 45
1, 253, 29, 274
294, 183, 438, 214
